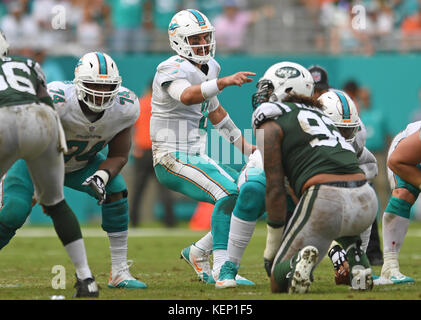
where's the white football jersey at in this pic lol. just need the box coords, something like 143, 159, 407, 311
150, 55, 221, 164
47, 81, 140, 173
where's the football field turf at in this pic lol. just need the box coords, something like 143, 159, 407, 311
0, 220, 420, 301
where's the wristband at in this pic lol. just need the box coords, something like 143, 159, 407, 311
201, 79, 220, 99
213, 114, 242, 144
94, 169, 110, 185
266, 219, 285, 228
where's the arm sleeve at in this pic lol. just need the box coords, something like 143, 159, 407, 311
166, 78, 191, 101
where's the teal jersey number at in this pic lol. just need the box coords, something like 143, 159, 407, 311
199, 100, 209, 134
64, 140, 106, 163
49, 88, 65, 103
118, 91, 134, 105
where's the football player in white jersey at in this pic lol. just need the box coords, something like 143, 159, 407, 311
0, 51, 147, 290
373, 121, 421, 285
151, 9, 256, 287
319, 89, 378, 285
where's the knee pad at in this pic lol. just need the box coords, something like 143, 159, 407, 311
101, 193, 129, 233
385, 196, 412, 219
234, 181, 265, 221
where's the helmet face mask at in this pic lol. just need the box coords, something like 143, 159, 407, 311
74, 52, 122, 113
168, 9, 216, 65
252, 62, 314, 109
318, 89, 360, 143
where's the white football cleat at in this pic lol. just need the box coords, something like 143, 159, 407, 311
288, 246, 318, 294
180, 244, 215, 284
108, 260, 147, 289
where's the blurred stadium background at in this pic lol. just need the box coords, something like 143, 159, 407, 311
3, 0, 421, 226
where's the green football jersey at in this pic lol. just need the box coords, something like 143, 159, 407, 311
253, 101, 363, 197
0, 56, 53, 108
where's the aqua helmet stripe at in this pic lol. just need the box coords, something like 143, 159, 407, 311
95, 52, 108, 75
187, 9, 206, 26
333, 90, 350, 120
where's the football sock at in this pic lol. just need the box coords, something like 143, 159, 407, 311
227, 215, 257, 267
64, 238, 92, 280
360, 225, 372, 253
108, 230, 128, 269
213, 249, 228, 276
382, 211, 409, 254
194, 231, 213, 253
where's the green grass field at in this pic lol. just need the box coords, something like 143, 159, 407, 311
0, 220, 420, 301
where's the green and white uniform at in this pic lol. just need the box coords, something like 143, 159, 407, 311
0, 56, 65, 206
252, 100, 378, 287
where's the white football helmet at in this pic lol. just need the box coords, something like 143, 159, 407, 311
252, 61, 314, 109
0, 30, 9, 57
319, 89, 360, 142
168, 9, 216, 65
74, 52, 122, 113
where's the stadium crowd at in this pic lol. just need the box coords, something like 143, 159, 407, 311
3, 0, 421, 56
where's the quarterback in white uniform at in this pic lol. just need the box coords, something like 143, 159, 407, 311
151, 9, 256, 287
0, 52, 147, 290
374, 121, 421, 285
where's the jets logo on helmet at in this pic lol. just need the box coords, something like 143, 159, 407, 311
74, 52, 122, 113
275, 67, 301, 79
252, 61, 314, 109
168, 9, 216, 65
318, 89, 360, 142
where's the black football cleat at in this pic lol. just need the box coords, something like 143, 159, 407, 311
73, 274, 99, 298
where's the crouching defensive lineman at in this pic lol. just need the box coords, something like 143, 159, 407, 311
0, 51, 147, 289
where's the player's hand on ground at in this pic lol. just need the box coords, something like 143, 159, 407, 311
220, 71, 256, 88
82, 174, 106, 205
264, 258, 273, 278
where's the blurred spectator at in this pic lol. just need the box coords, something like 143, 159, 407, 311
129, 82, 176, 227
193, 0, 223, 22
392, 0, 419, 28
76, 2, 104, 51
213, 0, 274, 53
107, 0, 152, 54
358, 86, 390, 213
320, 0, 375, 55
1, 1, 39, 50
33, 47, 66, 82
400, 7, 421, 52
152, 0, 182, 32
343, 79, 360, 111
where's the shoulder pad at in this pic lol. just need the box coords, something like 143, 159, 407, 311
47, 81, 70, 105
252, 102, 284, 130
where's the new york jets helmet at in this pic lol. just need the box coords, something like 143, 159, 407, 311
252, 61, 314, 109
74, 52, 122, 113
0, 30, 9, 57
168, 9, 216, 65
319, 89, 360, 142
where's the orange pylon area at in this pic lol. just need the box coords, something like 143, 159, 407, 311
189, 202, 214, 230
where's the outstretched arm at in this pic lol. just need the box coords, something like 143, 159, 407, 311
178, 71, 255, 105
388, 129, 421, 189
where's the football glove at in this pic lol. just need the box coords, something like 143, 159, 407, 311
82, 170, 110, 205
328, 244, 350, 285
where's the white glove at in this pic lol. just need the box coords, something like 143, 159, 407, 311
82, 170, 110, 205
